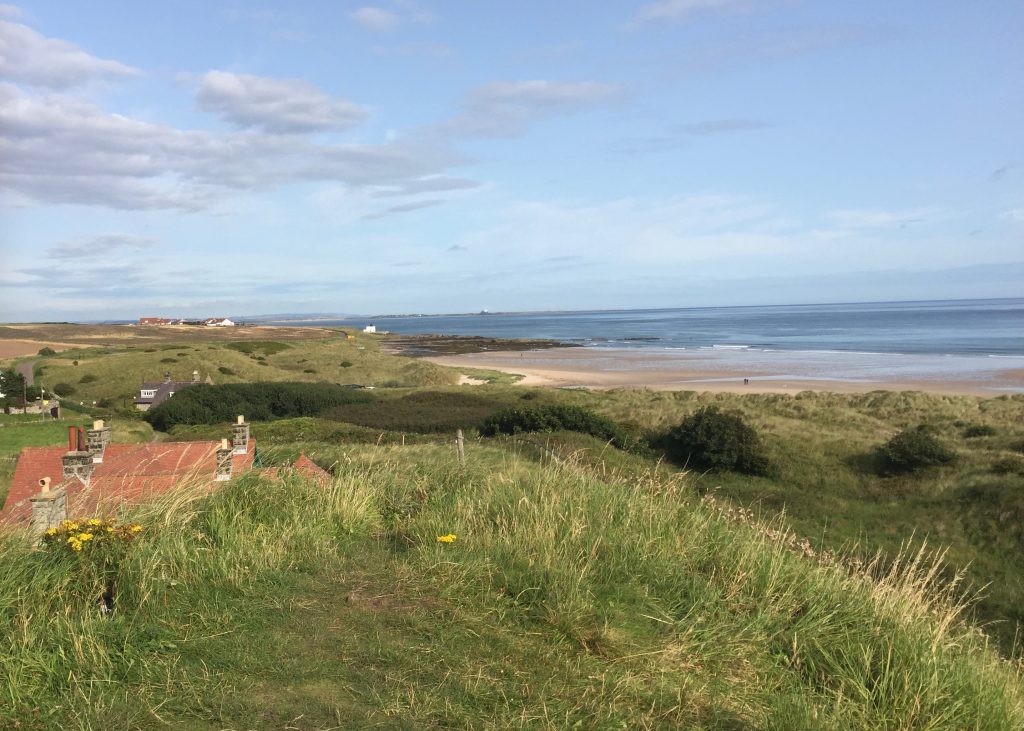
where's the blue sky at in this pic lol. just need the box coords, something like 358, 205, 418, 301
1, 0, 1021, 320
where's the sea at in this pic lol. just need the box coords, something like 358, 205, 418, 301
260, 299, 1024, 390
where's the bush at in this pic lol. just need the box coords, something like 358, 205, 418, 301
480, 404, 635, 449
145, 382, 375, 431
876, 425, 956, 475
160, 357, 177, 364
226, 341, 291, 356
218, 366, 236, 376
963, 424, 997, 438
339, 361, 353, 368
52, 382, 76, 397
37, 347, 56, 356
661, 406, 771, 475
303, 368, 318, 374
78, 374, 98, 384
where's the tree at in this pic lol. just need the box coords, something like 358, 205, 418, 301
662, 406, 771, 475
0, 368, 25, 397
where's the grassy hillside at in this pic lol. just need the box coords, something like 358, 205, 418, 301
2, 445, 1022, 729
21, 332, 457, 408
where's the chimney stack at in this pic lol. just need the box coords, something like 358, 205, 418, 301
215, 438, 232, 481
164, 372, 172, 383
86, 419, 111, 463
232, 415, 250, 455
63, 427, 94, 483
192, 370, 200, 383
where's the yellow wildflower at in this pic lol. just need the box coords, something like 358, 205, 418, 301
45, 527, 58, 536
79, 533, 94, 541
87, 518, 102, 527
130, 525, 143, 534
106, 527, 114, 533
436, 533, 457, 543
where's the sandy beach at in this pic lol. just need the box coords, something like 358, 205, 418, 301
426, 348, 1024, 396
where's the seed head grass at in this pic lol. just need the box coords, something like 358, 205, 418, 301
2, 441, 1020, 728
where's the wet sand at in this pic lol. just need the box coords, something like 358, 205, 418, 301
427, 348, 1024, 396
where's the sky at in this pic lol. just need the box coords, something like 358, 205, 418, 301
0, 0, 1022, 321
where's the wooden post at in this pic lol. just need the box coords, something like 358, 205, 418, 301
456, 429, 465, 466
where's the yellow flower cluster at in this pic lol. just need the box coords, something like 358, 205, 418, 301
41, 516, 144, 554
436, 533, 458, 543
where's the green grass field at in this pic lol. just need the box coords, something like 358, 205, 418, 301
1, 445, 1022, 728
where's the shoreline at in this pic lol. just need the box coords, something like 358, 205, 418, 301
426, 347, 1024, 396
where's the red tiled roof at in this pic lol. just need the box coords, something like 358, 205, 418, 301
1, 439, 255, 523
292, 452, 332, 483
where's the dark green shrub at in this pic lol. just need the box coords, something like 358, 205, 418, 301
79, 374, 98, 384
160, 357, 177, 364
480, 404, 635, 449
37, 347, 56, 356
339, 361, 353, 368
876, 425, 956, 475
97, 397, 116, 408
963, 424, 997, 438
991, 457, 1024, 476
52, 382, 76, 397
226, 341, 291, 356
72, 360, 79, 366
661, 406, 770, 475
218, 366, 236, 376
303, 368, 318, 374
145, 382, 375, 431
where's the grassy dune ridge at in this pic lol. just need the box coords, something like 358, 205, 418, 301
2, 445, 1022, 728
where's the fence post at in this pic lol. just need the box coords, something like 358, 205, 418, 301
456, 429, 465, 466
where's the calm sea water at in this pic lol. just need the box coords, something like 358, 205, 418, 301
264, 299, 1024, 357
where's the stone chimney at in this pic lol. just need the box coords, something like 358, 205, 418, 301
86, 419, 111, 463
30, 477, 67, 537
215, 438, 232, 481
192, 369, 200, 383
232, 415, 250, 455
62, 426, 94, 483
163, 371, 172, 384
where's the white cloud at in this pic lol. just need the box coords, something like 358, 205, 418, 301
361, 199, 443, 220
631, 0, 753, 25
196, 70, 367, 133
826, 207, 937, 229
351, 2, 433, 32
446, 79, 625, 138
0, 82, 470, 211
351, 7, 400, 32
677, 119, 771, 135
0, 17, 140, 88
48, 234, 156, 259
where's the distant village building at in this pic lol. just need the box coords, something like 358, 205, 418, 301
138, 317, 175, 326
204, 318, 235, 327
362, 324, 377, 333
134, 370, 206, 411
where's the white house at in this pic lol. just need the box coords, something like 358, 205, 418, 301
205, 318, 235, 327
362, 324, 376, 333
